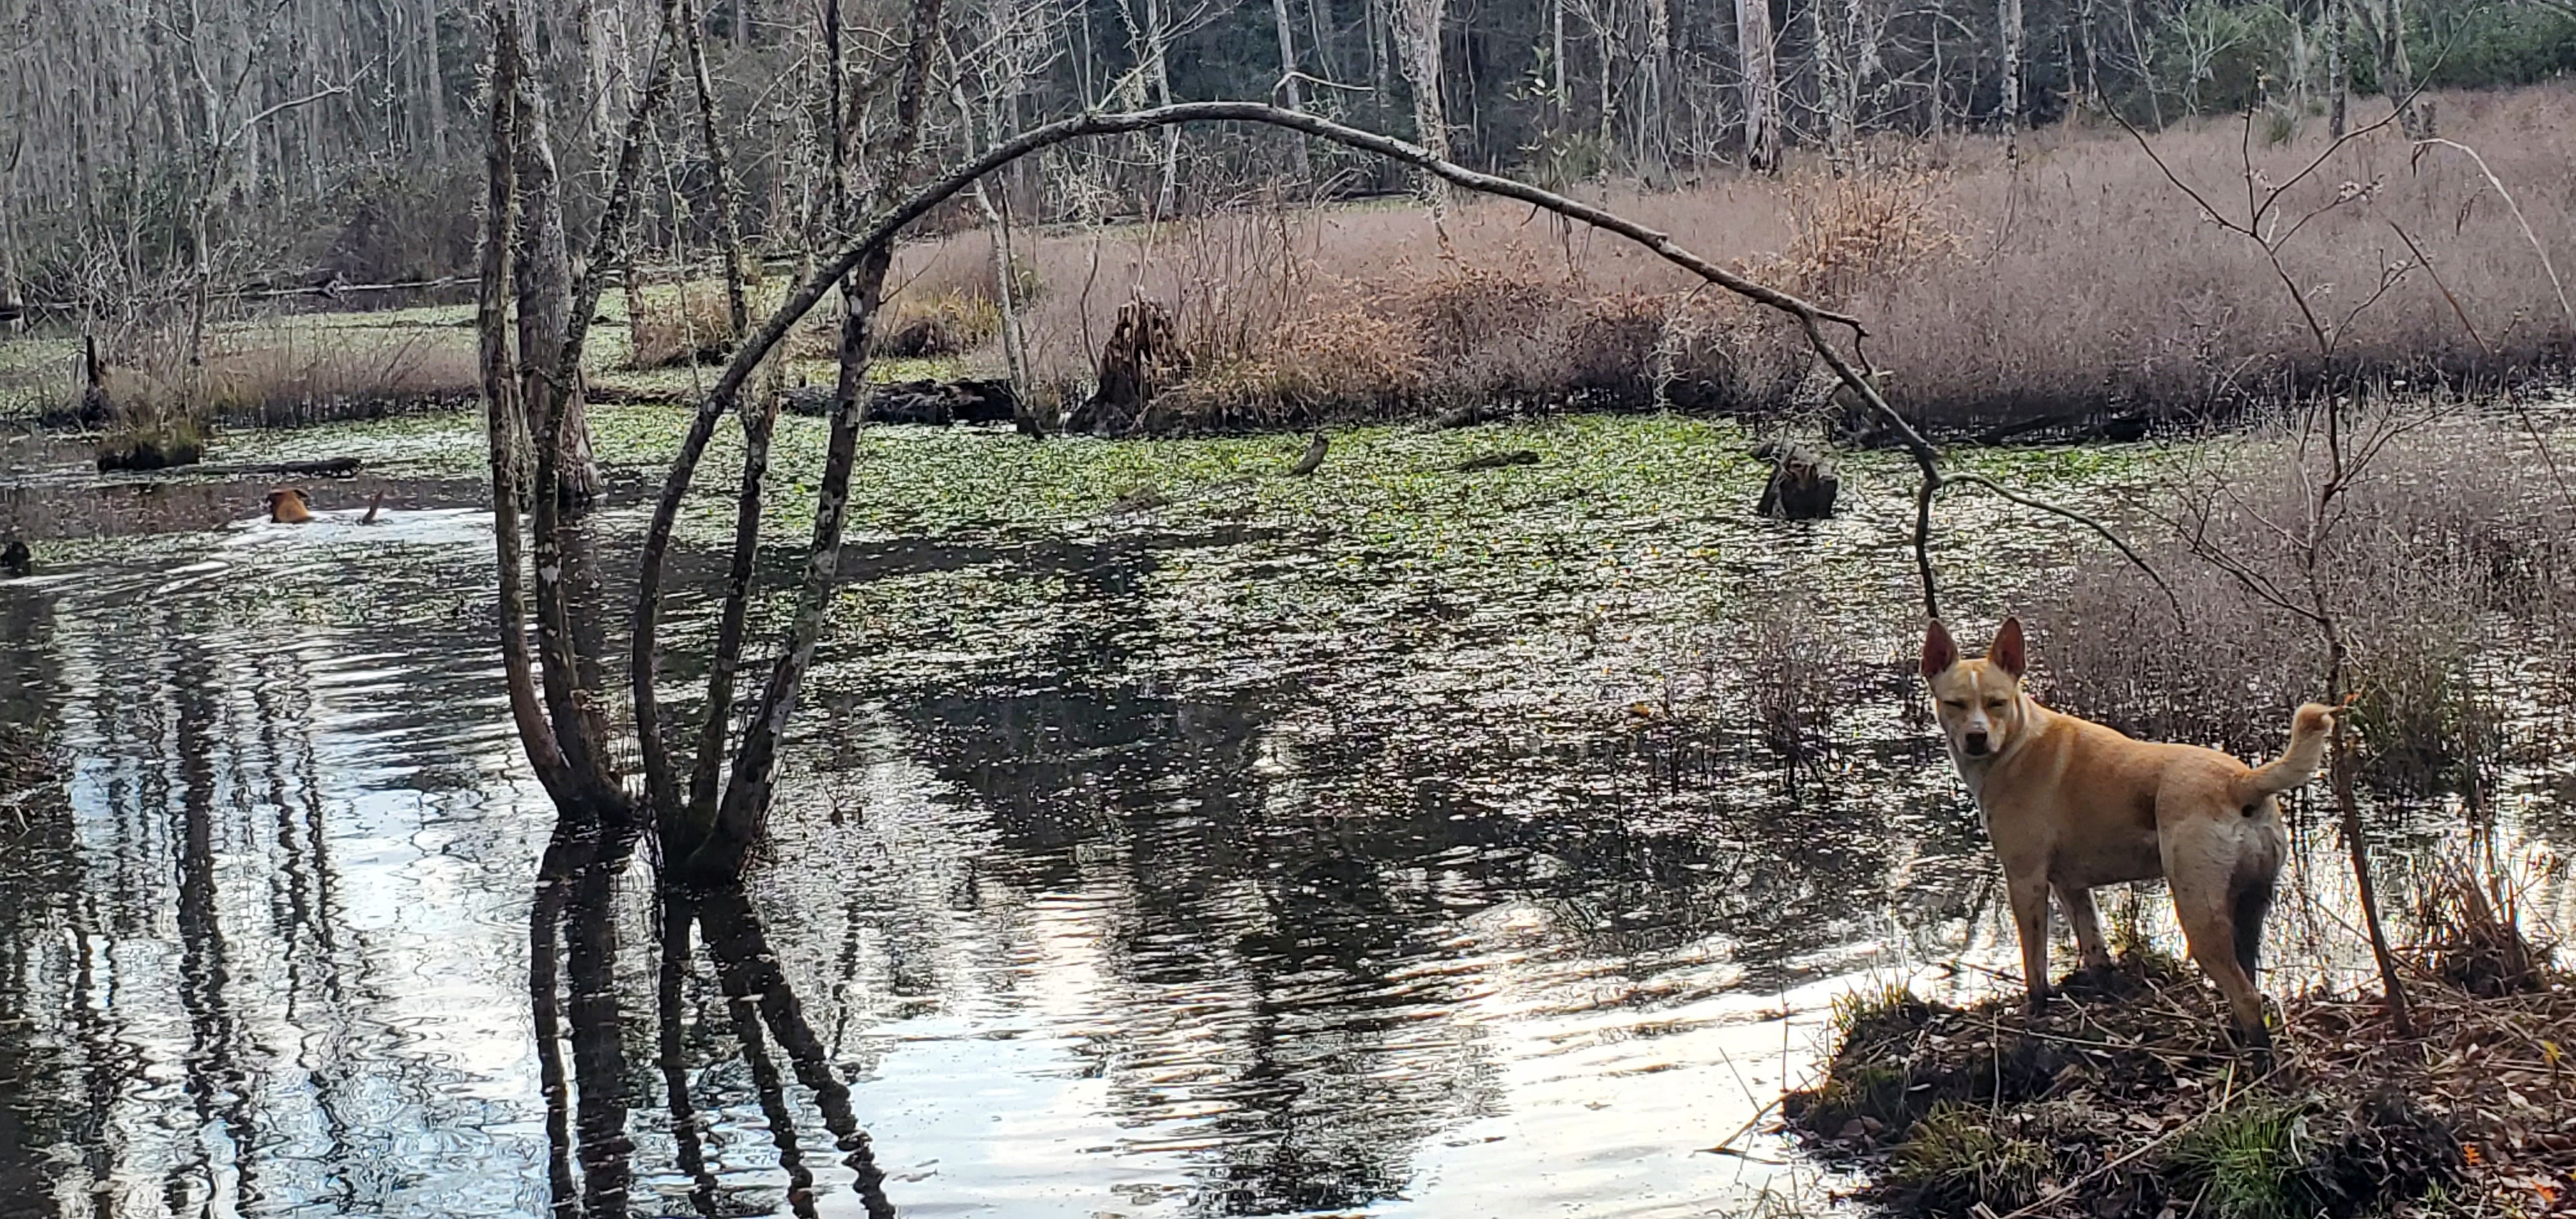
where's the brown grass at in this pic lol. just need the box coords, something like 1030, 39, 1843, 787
2032, 404, 2576, 792
57, 325, 480, 433
629, 281, 742, 369
886, 82, 2575, 435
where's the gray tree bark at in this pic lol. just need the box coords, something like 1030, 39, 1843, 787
1395, 0, 1451, 204
1735, 0, 1779, 171
1272, 0, 1312, 176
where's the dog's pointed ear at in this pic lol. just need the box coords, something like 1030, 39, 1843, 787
1921, 618, 1958, 678
1991, 617, 2027, 679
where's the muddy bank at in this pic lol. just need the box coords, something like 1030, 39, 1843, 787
1784, 953, 2576, 1218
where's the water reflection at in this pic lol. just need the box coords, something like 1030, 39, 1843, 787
0, 429, 2564, 1218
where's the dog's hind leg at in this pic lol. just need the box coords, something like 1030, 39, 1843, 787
2231, 873, 2274, 983
2054, 881, 2113, 972
2172, 870, 2273, 1050
2009, 875, 2055, 1011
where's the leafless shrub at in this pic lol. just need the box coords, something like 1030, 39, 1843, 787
629, 282, 739, 369
1745, 587, 1846, 774
2407, 841, 2557, 998
2037, 407, 2576, 790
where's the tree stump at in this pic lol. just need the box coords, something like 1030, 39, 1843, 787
77, 334, 113, 429
1827, 370, 1897, 448
1751, 439, 1841, 519
1072, 300, 1188, 434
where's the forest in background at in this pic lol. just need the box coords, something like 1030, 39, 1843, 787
2, 0, 2571, 314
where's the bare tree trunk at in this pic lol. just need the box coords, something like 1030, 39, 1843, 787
2368, 0, 2421, 135
1308, 0, 1339, 93
479, 0, 583, 811
475, 0, 681, 827
681, 0, 753, 339
1395, 0, 1451, 206
1552, 0, 1570, 127
2327, 0, 2349, 136
1998, 0, 2023, 154
662, 0, 947, 880
952, 81, 1033, 401
424, 0, 450, 159
1142, 0, 1180, 214
1735, 0, 1779, 171
2074, 0, 2099, 102
1368, 0, 1394, 135
1811, 0, 1855, 170
1643, 0, 1674, 178
2120, 0, 2161, 126
1272, 0, 1313, 177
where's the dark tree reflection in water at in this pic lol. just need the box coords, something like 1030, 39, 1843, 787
0, 426, 2560, 1216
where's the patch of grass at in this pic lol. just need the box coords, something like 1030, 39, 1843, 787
627, 281, 739, 369
1786, 955, 2505, 1219
877, 288, 1002, 358
1892, 1103, 2055, 1216
2166, 1096, 2314, 1219
95, 414, 209, 471
42, 323, 479, 430
1830, 981, 1927, 1044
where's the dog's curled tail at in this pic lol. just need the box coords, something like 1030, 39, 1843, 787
2241, 702, 2343, 799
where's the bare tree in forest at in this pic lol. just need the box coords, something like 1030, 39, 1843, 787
475, 0, 683, 826
1999, 0, 2025, 152
1271, 0, 1313, 177
1117, 0, 1184, 214
1811, 0, 1857, 169
1394, 0, 1452, 206
2327, 0, 2350, 135
2359, 0, 2424, 135
680, 0, 756, 338
1735, 0, 1780, 172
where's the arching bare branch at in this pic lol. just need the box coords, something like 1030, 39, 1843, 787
629, 102, 2170, 875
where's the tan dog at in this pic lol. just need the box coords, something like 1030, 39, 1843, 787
1922, 617, 2340, 1046
265, 487, 314, 523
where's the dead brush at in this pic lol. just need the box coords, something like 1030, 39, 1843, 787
875, 288, 1002, 358
2408, 845, 2557, 999
1409, 264, 1561, 362
1152, 310, 1423, 430
627, 281, 739, 368
1762, 168, 1965, 307
1743, 588, 1845, 776
1403, 263, 1675, 413
78, 325, 477, 452
2042, 409, 2572, 790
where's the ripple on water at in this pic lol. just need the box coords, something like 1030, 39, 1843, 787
0, 416, 2562, 1218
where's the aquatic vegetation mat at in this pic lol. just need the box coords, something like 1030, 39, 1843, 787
1784, 954, 2576, 1218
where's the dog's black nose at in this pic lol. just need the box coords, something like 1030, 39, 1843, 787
1963, 732, 1989, 756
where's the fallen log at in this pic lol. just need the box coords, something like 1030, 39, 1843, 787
111, 456, 367, 479
1454, 450, 1541, 472
781, 378, 1019, 425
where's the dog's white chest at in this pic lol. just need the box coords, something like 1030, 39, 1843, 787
1947, 751, 1994, 816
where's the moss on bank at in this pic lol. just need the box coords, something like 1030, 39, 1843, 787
1785, 952, 2574, 1218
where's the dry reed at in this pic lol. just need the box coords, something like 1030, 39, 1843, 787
882, 82, 2573, 436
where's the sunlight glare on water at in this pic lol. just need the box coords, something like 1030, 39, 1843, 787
0, 410, 2559, 1218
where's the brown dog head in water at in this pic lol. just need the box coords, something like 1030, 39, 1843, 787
265, 487, 314, 524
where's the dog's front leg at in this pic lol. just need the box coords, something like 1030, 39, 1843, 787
2054, 881, 2113, 972
2007, 875, 2054, 1012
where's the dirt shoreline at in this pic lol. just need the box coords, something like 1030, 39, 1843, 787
1783, 953, 2575, 1218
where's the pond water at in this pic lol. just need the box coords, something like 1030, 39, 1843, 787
0, 409, 2563, 1218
